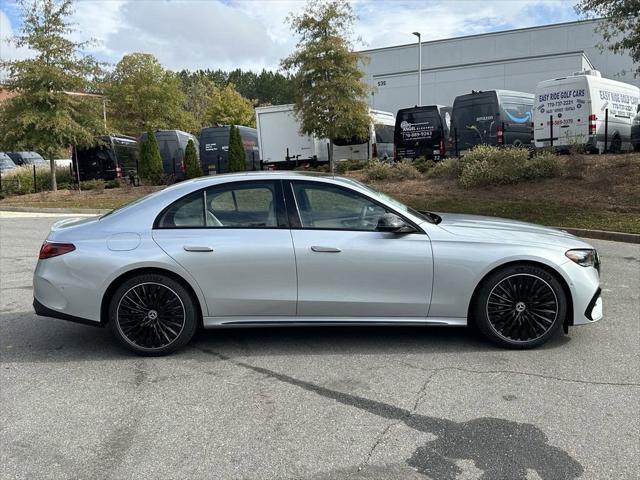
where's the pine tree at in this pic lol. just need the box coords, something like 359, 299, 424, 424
139, 130, 164, 184
183, 140, 202, 179
0, 0, 105, 191
227, 126, 246, 172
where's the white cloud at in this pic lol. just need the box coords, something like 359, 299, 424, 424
1, 0, 580, 74
0, 9, 32, 81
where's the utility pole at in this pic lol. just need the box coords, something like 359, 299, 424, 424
412, 31, 422, 106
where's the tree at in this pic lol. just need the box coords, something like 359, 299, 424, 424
281, 0, 371, 172
0, 0, 105, 191
183, 139, 201, 179
181, 74, 217, 130
575, 0, 640, 76
139, 130, 164, 184
227, 126, 246, 172
106, 53, 195, 135
206, 83, 256, 127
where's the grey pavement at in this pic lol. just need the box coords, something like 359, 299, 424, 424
1, 214, 638, 480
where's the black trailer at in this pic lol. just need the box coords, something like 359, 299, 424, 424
73, 136, 139, 181
199, 126, 259, 174
140, 130, 200, 180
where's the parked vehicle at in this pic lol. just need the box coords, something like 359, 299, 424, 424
139, 130, 199, 180
394, 105, 452, 160
451, 90, 534, 154
8, 151, 48, 167
199, 126, 260, 174
34, 172, 602, 355
628, 108, 640, 152
0, 152, 17, 173
533, 70, 640, 153
255, 104, 395, 168
333, 110, 396, 161
73, 136, 139, 181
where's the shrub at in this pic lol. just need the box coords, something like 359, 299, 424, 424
363, 159, 395, 181
0, 165, 72, 196
413, 158, 436, 173
227, 125, 246, 172
105, 179, 121, 189
424, 158, 462, 179
457, 145, 561, 188
183, 139, 202, 179
394, 160, 421, 179
139, 130, 164, 184
335, 159, 367, 174
79, 179, 105, 191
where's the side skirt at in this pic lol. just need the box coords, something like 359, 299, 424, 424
202, 316, 467, 329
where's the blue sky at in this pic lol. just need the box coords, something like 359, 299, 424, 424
1, 0, 581, 72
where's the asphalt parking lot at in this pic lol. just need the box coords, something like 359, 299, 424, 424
0, 213, 638, 480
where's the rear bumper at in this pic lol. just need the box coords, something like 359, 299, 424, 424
33, 298, 103, 327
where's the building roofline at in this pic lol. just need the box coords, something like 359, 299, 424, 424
357, 18, 601, 55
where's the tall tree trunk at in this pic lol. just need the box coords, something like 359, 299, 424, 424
50, 158, 57, 191
329, 138, 334, 174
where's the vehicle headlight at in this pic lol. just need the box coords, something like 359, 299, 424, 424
565, 249, 599, 269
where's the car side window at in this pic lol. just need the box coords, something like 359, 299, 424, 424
157, 191, 205, 228
292, 182, 388, 231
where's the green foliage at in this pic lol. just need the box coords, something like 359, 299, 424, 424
227, 126, 246, 172
281, 0, 371, 171
79, 179, 105, 191
575, 0, 640, 77
206, 83, 256, 128
105, 179, 121, 189
0, 0, 105, 190
183, 140, 202, 179
394, 160, 421, 180
424, 158, 462, 179
335, 159, 368, 173
181, 75, 217, 131
0, 166, 72, 196
363, 160, 396, 181
413, 158, 437, 173
139, 130, 164, 184
107, 53, 195, 135
457, 146, 561, 188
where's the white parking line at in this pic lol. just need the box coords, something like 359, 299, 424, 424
0, 211, 98, 218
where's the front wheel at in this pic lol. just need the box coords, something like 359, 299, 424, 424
108, 274, 198, 356
473, 264, 566, 349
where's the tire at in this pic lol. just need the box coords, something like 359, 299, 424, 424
108, 273, 198, 356
473, 264, 566, 349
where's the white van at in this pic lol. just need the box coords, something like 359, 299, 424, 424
333, 110, 396, 161
533, 70, 640, 153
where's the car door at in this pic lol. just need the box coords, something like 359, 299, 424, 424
152, 180, 297, 317
287, 180, 433, 318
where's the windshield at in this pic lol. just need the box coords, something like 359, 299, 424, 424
338, 177, 440, 224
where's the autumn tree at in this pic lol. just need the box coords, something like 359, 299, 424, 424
206, 83, 256, 128
0, 0, 104, 191
575, 0, 640, 76
281, 0, 371, 172
106, 53, 195, 135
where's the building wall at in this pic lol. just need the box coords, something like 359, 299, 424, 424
360, 20, 639, 113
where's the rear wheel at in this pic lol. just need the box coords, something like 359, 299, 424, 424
108, 274, 198, 356
473, 264, 566, 349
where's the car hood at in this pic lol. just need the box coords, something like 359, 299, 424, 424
435, 213, 592, 248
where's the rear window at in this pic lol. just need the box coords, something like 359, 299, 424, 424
500, 95, 534, 125
374, 124, 394, 144
452, 96, 497, 130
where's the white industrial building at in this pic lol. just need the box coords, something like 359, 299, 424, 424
359, 19, 639, 113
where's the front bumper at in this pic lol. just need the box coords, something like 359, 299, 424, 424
584, 288, 603, 322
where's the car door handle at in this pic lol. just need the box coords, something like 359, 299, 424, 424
311, 246, 341, 253
183, 246, 214, 252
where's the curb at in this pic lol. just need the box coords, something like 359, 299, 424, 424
555, 227, 640, 245
1, 206, 638, 244
0, 206, 110, 215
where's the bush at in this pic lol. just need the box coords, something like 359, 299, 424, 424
393, 160, 421, 179
0, 165, 72, 196
457, 145, 561, 188
413, 158, 436, 173
139, 130, 164, 184
424, 158, 462, 179
363, 159, 395, 181
227, 125, 246, 172
335, 159, 367, 174
105, 179, 121, 189
183, 139, 202, 179
79, 179, 105, 191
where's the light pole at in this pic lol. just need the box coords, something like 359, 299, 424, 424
412, 31, 422, 106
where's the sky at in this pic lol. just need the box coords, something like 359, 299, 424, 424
0, 0, 581, 74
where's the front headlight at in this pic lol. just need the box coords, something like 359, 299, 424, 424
566, 249, 599, 269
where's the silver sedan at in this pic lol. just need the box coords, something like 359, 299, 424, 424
33, 172, 602, 355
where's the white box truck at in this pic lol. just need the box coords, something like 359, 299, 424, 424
255, 104, 395, 168
533, 70, 640, 153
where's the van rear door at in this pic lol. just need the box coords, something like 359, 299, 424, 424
452, 92, 499, 153
394, 107, 444, 160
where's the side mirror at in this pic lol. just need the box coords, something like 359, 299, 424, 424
376, 213, 414, 233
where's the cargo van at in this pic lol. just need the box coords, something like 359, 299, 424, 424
451, 90, 534, 154
394, 105, 451, 160
73, 136, 139, 181
139, 130, 199, 180
199, 126, 259, 174
533, 70, 640, 153
333, 110, 396, 161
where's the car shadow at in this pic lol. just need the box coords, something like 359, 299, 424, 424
0, 311, 571, 364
